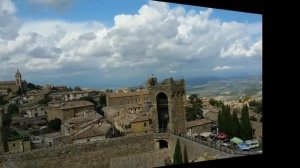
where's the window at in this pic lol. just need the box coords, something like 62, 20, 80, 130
13, 143, 15, 147
144, 122, 147, 127
35, 113, 38, 117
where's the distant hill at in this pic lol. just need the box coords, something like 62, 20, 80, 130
185, 75, 262, 101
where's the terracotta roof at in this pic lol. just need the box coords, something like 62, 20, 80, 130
64, 110, 101, 125
59, 100, 94, 110
74, 123, 111, 139
185, 119, 213, 128
131, 115, 150, 123
107, 90, 149, 98
0, 81, 16, 85
27, 104, 44, 110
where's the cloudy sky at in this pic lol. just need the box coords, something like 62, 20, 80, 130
0, 0, 262, 89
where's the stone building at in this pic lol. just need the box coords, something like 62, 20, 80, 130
106, 89, 149, 113
25, 89, 49, 104
185, 119, 214, 135
131, 115, 151, 133
63, 90, 97, 101
7, 139, 31, 153
103, 76, 187, 134
46, 100, 95, 122
147, 77, 186, 133
0, 69, 27, 94
25, 104, 46, 118
61, 110, 103, 136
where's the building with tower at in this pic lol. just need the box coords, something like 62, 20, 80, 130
105, 76, 187, 134
0, 69, 27, 94
146, 77, 186, 133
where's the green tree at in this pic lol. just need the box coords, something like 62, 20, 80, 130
99, 95, 106, 107
218, 109, 224, 132
48, 118, 61, 131
7, 104, 19, 114
74, 86, 82, 91
183, 145, 188, 164
240, 105, 252, 140
16, 87, 22, 95
231, 109, 240, 138
38, 97, 52, 105
173, 138, 183, 165
209, 98, 224, 108
27, 83, 37, 90
186, 94, 203, 121
0, 96, 8, 105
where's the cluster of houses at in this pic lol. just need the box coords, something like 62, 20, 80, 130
185, 97, 262, 141
0, 70, 262, 155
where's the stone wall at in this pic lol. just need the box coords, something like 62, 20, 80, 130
0, 133, 236, 168
110, 148, 169, 168
168, 134, 236, 162
0, 133, 168, 168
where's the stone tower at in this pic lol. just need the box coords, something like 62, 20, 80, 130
147, 77, 186, 133
15, 69, 22, 92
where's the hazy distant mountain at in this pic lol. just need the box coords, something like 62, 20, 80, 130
185, 75, 262, 100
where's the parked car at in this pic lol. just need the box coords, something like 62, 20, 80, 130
210, 132, 228, 141
245, 140, 259, 149
199, 132, 212, 140
237, 143, 250, 151
221, 142, 231, 147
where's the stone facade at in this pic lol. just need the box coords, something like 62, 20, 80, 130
0, 133, 236, 168
131, 116, 151, 133
147, 77, 186, 133
46, 100, 95, 122
26, 104, 46, 118
106, 90, 150, 114
7, 140, 31, 153
0, 69, 27, 93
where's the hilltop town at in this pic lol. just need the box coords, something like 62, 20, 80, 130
0, 70, 262, 167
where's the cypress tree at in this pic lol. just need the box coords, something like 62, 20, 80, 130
232, 109, 240, 138
218, 110, 223, 132
173, 138, 183, 165
240, 105, 252, 140
183, 145, 188, 164
221, 105, 231, 135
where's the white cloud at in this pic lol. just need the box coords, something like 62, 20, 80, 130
0, 0, 21, 39
0, 0, 262, 85
220, 38, 262, 58
213, 66, 232, 71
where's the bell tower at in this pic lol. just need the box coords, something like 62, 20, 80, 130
15, 69, 22, 92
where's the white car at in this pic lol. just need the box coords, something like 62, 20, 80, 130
245, 140, 259, 149
221, 142, 231, 147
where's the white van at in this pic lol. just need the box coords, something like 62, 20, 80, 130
245, 140, 259, 149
